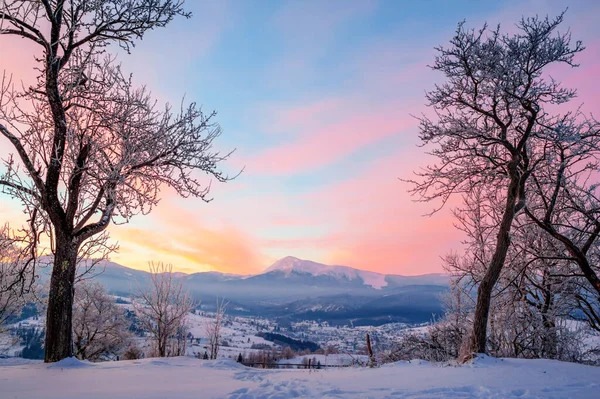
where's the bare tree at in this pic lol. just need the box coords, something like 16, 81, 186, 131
522, 114, 600, 329
0, 223, 36, 327
445, 185, 589, 361
73, 281, 130, 361
0, 1, 234, 362
408, 13, 584, 359
205, 298, 227, 360
394, 233, 588, 364
135, 262, 194, 357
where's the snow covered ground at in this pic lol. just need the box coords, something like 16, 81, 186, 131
2, 355, 599, 399
186, 312, 275, 354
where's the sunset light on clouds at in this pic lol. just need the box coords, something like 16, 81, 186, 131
1, 0, 599, 276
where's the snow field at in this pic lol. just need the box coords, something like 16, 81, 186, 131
1, 355, 599, 399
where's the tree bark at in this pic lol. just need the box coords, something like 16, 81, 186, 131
44, 237, 78, 362
463, 165, 521, 360
366, 333, 375, 367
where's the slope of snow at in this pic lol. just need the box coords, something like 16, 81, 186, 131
46, 357, 93, 369
264, 256, 389, 289
2, 355, 599, 399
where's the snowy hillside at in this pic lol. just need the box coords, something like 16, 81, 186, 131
264, 256, 390, 289
2, 355, 599, 399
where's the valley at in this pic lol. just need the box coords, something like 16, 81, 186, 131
85, 256, 450, 326
2, 256, 442, 361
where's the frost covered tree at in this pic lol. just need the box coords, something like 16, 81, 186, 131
205, 299, 227, 360
522, 114, 600, 330
135, 262, 194, 357
442, 185, 589, 361
408, 13, 584, 359
392, 215, 589, 363
0, 224, 36, 327
0, 1, 233, 362
73, 281, 130, 361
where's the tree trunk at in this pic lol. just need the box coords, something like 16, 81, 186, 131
44, 237, 78, 362
462, 170, 521, 361
366, 333, 375, 367
541, 315, 557, 359
541, 270, 557, 359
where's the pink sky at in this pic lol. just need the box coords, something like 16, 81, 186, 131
1, 1, 599, 276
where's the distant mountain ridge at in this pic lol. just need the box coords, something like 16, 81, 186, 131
65, 255, 447, 286
263, 256, 391, 289
262, 256, 449, 289
40, 255, 450, 326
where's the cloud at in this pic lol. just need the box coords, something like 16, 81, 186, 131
116, 0, 234, 102
264, 0, 377, 88
246, 101, 418, 175
109, 200, 266, 275
273, 0, 376, 42
298, 149, 461, 275
241, 21, 441, 177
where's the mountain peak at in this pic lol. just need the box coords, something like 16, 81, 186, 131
265, 256, 329, 274
265, 255, 302, 268
264, 256, 389, 289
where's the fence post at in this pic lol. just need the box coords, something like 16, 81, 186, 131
367, 333, 376, 367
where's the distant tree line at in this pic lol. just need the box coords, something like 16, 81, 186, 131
257, 332, 320, 352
